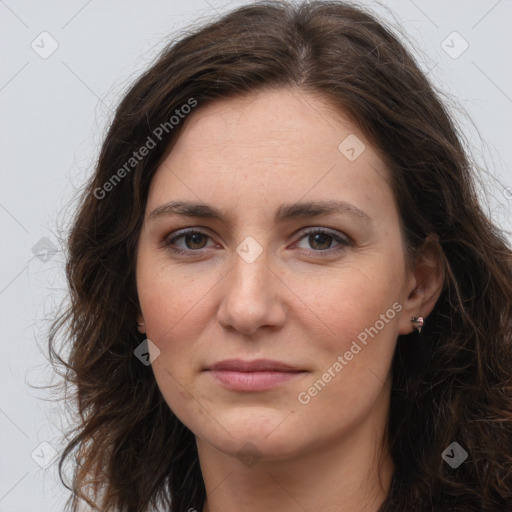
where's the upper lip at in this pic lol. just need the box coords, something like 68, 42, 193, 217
206, 359, 304, 372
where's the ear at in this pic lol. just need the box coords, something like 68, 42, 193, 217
398, 234, 445, 335
136, 312, 146, 334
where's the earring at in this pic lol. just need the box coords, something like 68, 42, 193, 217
411, 316, 424, 333
137, 321, 145, 327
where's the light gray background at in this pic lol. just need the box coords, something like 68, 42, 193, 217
1, 0, 511, 510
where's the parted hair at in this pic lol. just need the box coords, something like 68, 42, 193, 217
49, 1, 512, 511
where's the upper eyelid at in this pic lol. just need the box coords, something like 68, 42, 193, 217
166, 227, 216, 244
294, 226, 350, 240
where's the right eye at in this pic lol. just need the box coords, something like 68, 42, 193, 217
164, 229, 217, 255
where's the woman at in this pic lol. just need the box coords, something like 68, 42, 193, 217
49, 1, 512, 511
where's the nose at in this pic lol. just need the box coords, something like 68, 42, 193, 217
216, 249, 287, 336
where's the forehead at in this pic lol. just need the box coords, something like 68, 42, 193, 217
147, 88, 394, 221
170, 88, 364, 159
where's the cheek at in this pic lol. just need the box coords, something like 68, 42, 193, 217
136, 249, 218, 345
290, 254, 403, 402
136, 260, 212, 426
289, 253, 404, 342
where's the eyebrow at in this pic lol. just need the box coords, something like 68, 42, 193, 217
148, 199, 372, 225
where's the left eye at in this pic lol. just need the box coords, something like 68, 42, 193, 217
295, 229, 349, 252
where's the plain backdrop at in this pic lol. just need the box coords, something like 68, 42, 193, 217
1, 0, 511, 510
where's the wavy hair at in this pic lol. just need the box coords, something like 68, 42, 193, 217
49, 1, 512, 511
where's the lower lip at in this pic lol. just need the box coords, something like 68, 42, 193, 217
207, 370, 306, 391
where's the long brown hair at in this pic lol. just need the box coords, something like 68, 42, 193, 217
49, 1, 512, 510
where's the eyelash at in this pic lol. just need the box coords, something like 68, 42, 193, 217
163, 227, 352, 257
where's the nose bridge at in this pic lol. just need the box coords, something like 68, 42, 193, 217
227, 245, 270, 307
217, 240, 285, 334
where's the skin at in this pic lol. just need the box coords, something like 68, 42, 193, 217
135, 87, 444, 512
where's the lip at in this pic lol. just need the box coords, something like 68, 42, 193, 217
204, 359, 307, 391
207, 358, 303, 372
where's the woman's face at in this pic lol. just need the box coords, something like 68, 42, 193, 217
136, 88, 418, 462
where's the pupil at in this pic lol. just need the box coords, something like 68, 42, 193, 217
310, 233, 331, 250
187, 233, 206, 249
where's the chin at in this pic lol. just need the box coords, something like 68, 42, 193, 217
195, 410, 305, 462
212, 434, 300, 464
